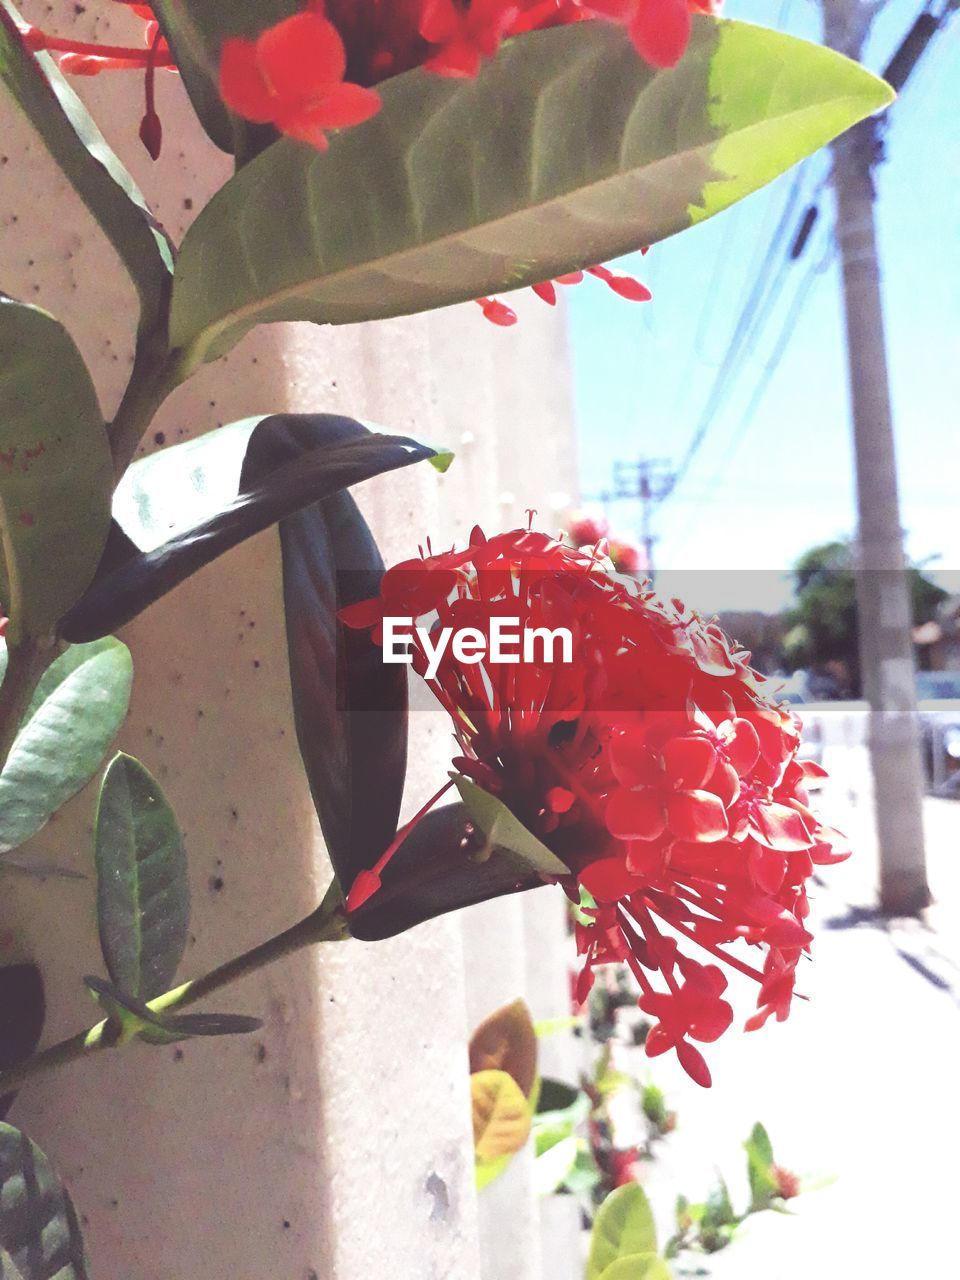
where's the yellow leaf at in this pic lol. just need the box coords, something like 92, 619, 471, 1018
471, 1069, 532, 1162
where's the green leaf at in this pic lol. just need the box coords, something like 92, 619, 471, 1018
95, 753, 190, 1000
159, 1012, 262, 1037
0, 639, 133, 854
169, 17, 893, 372
704, 1176, 736, 1226
453, 776, 570, 877
151, 0, 297, 153
598, 1256, 671, 1280
346, 801, 552, 942
533, 1134, 578, 1197
588, 1184, 658, 1280
84, 977, 260, 1044
536, 1077, 582, 1115
0, 300, 112, 642
533, 1016, 583, 1039
0, 1123, 88, 1279
745, 1121, 778, 1210
0, 964, 43, 1120
0, 3, 172, 325
60, 414, 443, 642
279, 486, 407, 916
474, 1152, 512, 1192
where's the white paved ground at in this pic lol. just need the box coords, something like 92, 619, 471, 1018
629, 759, 960, 1279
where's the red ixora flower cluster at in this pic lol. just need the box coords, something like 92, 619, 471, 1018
342, 526, 848, 1087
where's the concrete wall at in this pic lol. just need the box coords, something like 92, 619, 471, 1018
0, 5, 579, 1277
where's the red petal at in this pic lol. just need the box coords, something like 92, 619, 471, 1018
666, 789, 727, 842
258, 12, 346, 100
605, 788, 667, 842
748, 843, 788, 895
663, 735, 716, 790
312, 81, 381, 128
629, 0, 692, 69
724, 718, 760, 775
676, 1038, 712, 1087
220, 39, 276, 122
579, 856, 637, 903
753, 801, 813, 851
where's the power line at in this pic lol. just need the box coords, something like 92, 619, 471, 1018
666, 0, 957, 515
668, 163, 817, 493
682, 243, 836, 538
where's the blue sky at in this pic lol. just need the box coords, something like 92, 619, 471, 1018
567, 0, 959, 611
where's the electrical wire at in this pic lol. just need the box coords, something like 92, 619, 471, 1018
667, 163, 820, 494
673, 243, 836, 547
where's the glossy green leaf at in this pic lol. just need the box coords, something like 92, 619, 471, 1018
598, 1256, 671, 1280
0, 300, 112, 642
279, 486, 407, 904
453, 776, 570, 877
0, 639, 132, 854
95, 753, 189, 1000
169, 17, 893, 372
345, 801, 549, 942
151, 0, 296, 154
588, 1184, 658, 1280
0, 2, 172, 324
0, 1124, 88, 1279
0, 964, 43, 1121
60, 414, 443, 642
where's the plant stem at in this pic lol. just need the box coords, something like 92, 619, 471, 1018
0, 639, 50, 774
0, 890, 349, 1094
108, 328, 178, 479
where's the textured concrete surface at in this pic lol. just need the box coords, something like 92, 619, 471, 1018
0, 5, 579, 1277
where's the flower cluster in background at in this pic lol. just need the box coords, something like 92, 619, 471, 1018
343, 526, 848, 1086
566, 509, 648, 577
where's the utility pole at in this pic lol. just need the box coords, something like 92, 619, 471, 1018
823, 0, 929, 913
612, 457, 676, 578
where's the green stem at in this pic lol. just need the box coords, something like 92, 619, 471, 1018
107, 328, 178, 480
0, 639, 51, 774
0, 891, 349, 1095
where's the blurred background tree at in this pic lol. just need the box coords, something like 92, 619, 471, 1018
782, 539, 946, 696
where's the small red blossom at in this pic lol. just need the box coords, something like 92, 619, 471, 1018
567, 510, 610, 547
607, 538, 646, 575
342, 526, 847, 1086
220, 11, 381, 150
772, 1163, 801, 1199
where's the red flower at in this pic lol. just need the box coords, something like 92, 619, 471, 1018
421, 0, 520, 76
342, 526, 847, 1087
220, 11, 381, 150
607, 538, 646, 575
567, 511, 610, 547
